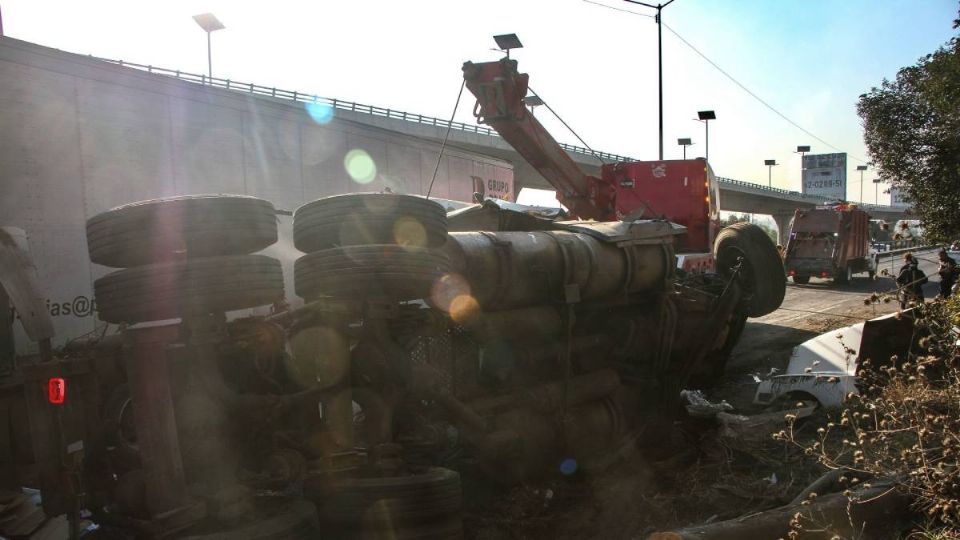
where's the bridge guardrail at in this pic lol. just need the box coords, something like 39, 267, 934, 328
873, 239, 927, 253
92, 57, 629, 164
716, 176, 825, 201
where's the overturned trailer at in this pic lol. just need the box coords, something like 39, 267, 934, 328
0, 189, 783, 539
0, 53, 786, 539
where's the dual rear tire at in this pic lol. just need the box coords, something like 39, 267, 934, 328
293, 194, 451, 303
86, 196, 283, 324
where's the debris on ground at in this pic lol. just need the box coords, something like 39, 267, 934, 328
680, 390, 733, 418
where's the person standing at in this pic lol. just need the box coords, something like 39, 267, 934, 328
896, 252, 926, 308
937, 248, 957, 298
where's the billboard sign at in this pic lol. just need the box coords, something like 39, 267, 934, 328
802, 153, 847, 201
889, 185, 910, 208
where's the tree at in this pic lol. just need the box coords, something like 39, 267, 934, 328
720, 213, 749, 227
857, 8, 960, 241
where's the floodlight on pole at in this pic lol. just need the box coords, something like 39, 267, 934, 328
795, 145, 811, 191
493, 34, 523, 58
764, 159, 778, 187
695, 110, 715, 162
677, 137, 692, 159
193, 13, 225, 80
524, 94, 544, 116
856, 164, 868, 203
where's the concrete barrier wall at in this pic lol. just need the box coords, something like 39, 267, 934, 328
0, 38, 513, 351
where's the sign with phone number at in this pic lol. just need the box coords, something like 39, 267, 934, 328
802, 153, 847, 200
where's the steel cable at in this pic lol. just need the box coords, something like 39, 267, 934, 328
426, 80, 467, 199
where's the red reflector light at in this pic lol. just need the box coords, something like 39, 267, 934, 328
48, 378, 66, 405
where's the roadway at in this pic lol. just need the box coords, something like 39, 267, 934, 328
728, 248, 942, 374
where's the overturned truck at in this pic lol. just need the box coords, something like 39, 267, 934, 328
0, 56, 785, 540
2, 190, 783, 538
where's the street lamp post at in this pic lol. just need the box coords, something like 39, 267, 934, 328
873, 178, 883, 205
624, 0, 677, 160
696, 110, 715, 162
192, 13, 225, 80
795, 145, 811, 192
764, 159, 778, 187
677, 138, 692, 159
856, 165, 868, 203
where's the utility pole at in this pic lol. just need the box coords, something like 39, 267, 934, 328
625, 0, 677, 160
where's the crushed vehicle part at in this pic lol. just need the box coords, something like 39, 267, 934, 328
0, 227, 54, 343
754, 309, 916, 408
680, 389, 733, 419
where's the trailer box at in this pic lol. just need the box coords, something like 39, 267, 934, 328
784, 205, 877, 285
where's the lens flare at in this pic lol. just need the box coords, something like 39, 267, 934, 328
560, 458, 578, 475
344, 149, 376, 184
393, 216, 427, 248
305, 101, 335, 125
430, 273, 471, 312
449, 295, 480, 324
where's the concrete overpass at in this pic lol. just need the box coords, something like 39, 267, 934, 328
22, 39, 910, 241
77, 55, 905, 244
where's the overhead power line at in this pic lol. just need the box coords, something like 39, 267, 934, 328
582, 0, 654, 18
661, 22, 868, 163
583, 0, 869, 164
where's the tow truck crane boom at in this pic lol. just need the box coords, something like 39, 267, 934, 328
462, 58, 614, 220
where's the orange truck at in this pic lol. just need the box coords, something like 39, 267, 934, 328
784, 204, 878, 284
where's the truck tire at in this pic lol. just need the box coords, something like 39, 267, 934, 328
179, 499, 321, 540
294, 193, 447, 252
307, 467, 462, 529
792, 275, 810, 285
714, 223, 786, 318
94, 255, 284, 323
87, 195, 278, 268
295, 246, 450, 302
835, 265, 852, 285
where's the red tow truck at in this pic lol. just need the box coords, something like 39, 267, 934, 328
784, 204, 879, 284
462, 57, 783, 312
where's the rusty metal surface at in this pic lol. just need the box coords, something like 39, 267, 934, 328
443, 230, 672, 311
4, 191, 754, 538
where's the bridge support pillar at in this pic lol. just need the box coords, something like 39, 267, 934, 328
772, 212, 793, 246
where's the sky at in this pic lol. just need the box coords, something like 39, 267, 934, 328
2, 0, 957, 205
